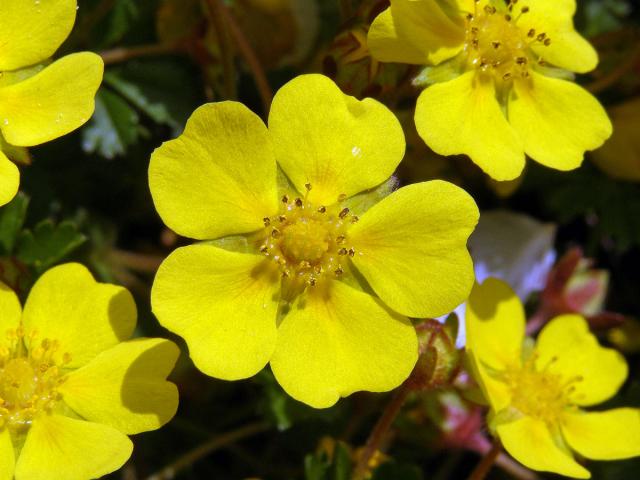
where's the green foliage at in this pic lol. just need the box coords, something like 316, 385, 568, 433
304, 442, 351, 480
0, 193, 29, 254
16, 220, 87, 273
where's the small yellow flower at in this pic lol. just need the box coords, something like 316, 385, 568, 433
0, 0, 104, 207
149, 74, 479, 408
0, 263, 179, 480
466, 278, 640, 478
368, 0, 612, 181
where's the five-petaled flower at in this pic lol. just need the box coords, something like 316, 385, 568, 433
0, 0, 104, 207
368, 0, 612, 181
466, 278, 640, 478
149, 74, 479, 408
0, 263, 179, 480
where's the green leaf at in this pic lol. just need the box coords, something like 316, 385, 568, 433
103, 71, 178, 128
303, 442, 352, 480
16, 220, 87, 272
0, 193, 29, 255
305, 452, 331, 480
100, 0, 140, 47
82, 88, 143, 159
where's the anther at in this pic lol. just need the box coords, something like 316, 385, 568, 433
543, 38, 551, 46
317, 206, 326, 213
334, 267, 343, 276
263, 217, 271, 227
351, 216, 359, 223
502, 72, 512, 80
538, 58, 546, 66
271, 228, 280, 238
521, 6, 529, 13
278, 215, 287, 222
528, 28, 535, 37
491, 41, 501, 49
516, 57, 527, 65
504, 14, 511, 21
348, 248, 355, 257
295, 198, 303, 207
536, 32, 546, 41
472, 39, 479, 49
260, 245, 268, 253
338, 193, 347, 202
484, 5, 496, 14
304, 183, 312, 191
338, 248, 348, 255
339, 208, 350, 219
281, 195, 289, 203
336, 235, 346, 244
471, 27, 479, 34
466, 13, 474, 20
308, 277, 317, 287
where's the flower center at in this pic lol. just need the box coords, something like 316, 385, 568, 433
464, 0, 550, 82
0, 328, 69, 432
505, 355, 582, 424
258, 186, 358, 288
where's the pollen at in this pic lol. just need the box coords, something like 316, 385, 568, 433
257, 188, 358, 291
464, 1, 551, 83
504, 354, 582, 425
0, 327, 70, 432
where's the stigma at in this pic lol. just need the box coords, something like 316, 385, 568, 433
257, 185, 358, 290
0, 327, 70, 432
464, 0, 551, 83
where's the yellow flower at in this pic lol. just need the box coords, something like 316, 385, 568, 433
0, 0, 104, 207
466, 278, 640, 478
0, 264, 179, 480
149, 74, 479, 408
368, 0, 612, 181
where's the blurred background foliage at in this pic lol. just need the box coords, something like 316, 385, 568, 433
1, 0, 640, 478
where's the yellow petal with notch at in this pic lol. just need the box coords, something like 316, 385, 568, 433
415, 71, 524, 181
150, 101, 278, 239
349, 181, 477, 318
270, 280, 417, 408
14, 414, 132, 480
0, 53, 103, 147
509, 73, 612, 171
22, 263, 136, 369
268, 74, 404, 205
60, 338, 179, 435
0, 0, 76, 71
152, 244, 280, 380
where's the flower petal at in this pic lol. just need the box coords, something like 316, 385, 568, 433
367, 8, 432, 64
151, 244, 279, 380
466, 278, 525, 370
349, 181, 477, 318
15, 414, 132, 480
496, 416, 590, 478
0, 429, 14, 480
367, 2, 464, 65
268, 74, 404, 205
466, 278, 525, 411
562, 408, 640, 460
509, 73, 612, 171
0, 280, 21, 334
0, 53, 103, 147
59, 338, 179, 435
270, 281, 418, 408
22, 263, 136, 369
415, 71, 524, 181
534, 314, 627, 406
0, 0, 76, 71
0, 151, 19, 207
518, 0, 598, 73
149, 102, 278, 239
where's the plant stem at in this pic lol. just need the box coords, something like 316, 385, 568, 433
145, 421, 270, 480
467, 439, 502, 480
100, 43, 185, 65
212, 0, 273, 113
205, 0, 237, 100
352, 383, 411, 480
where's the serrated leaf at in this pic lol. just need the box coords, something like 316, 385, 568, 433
82, 88, 142, 159
16, 220, 87, 272
0, 193, 29, 255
